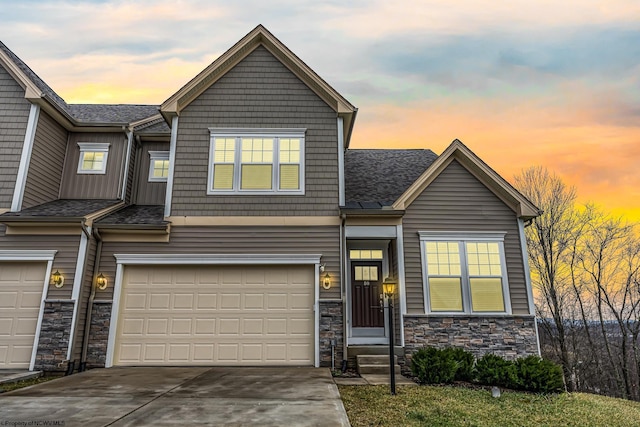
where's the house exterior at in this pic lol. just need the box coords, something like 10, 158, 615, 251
0, 26, 541, 373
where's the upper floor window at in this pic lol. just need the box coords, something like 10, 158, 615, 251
208, 128, 305, 195
77, 142, 110, 174
148, 151, 170, 182
419, 232, 511, 314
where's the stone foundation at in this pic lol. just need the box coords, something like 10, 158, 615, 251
86, 301, 112, 368
403, 315, 539, 370
34, 300, 74, 371
319, 300, 344, 368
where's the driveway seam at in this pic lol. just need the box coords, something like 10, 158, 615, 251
103, 368, 214, 426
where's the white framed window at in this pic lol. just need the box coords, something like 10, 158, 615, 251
208, 128, 305, 195
77, 142, 110, 174
419, 231, 511, 315
148, 151, 170, 182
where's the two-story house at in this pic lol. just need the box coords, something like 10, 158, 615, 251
0, 26, 540, 373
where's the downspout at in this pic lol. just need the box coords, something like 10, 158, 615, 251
340, 213, 348, 370
119, 128, 134, 201
79, 227, 103, 371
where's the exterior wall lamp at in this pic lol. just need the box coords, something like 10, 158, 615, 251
322, 273, 331, 290
96, 273, 108, 290
51, 270, 64, 288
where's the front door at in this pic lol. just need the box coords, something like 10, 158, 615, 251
351, 261, 384, 328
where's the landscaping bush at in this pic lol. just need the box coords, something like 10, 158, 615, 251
411, 347, 459, 384
474, 353, 517, 388
443, 347, 475, 382
514, 355, 564, 393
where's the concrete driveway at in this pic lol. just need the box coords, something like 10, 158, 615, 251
0, 367, 350, 426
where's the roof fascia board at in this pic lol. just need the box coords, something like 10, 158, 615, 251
0, 48, 43, 99
393, 140, 540, 218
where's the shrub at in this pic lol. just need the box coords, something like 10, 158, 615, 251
475, 354, 517, 388
411, 347, 459, 384
443, 347, 475, 382
514, 356, 564, 393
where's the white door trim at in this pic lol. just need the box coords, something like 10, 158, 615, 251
106, 254, 322, 368
0, 250, 57, 371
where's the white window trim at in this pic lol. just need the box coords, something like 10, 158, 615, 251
207, 128, 306, 195
77, 142, 110, 174
148, 151, 170, 182
418, 231, 512, 315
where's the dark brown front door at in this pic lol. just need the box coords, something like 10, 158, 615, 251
351, 261, 384, 328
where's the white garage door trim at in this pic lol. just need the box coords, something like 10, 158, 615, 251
0, 250, 57, 371
106, 254, 322, 368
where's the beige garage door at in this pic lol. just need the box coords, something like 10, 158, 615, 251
0, 262, 46, 369
115, 265, 315, 366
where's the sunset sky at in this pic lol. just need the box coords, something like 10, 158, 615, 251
2, 1, 639, 220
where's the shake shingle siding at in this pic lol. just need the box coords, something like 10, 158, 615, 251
402, 160, 530, 315
0, 65, 31, 209
170, 46, 339, 216
22, 111, 68, 208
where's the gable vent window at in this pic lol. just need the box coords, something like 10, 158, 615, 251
419, 232, 511, 315
77, 142, 110, 174
208, 128, 305, 195
148, 151, 170, 182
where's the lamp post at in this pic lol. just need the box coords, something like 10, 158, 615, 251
382, 277, 397, 395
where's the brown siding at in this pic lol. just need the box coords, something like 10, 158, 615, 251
133, 141, 169, 205
171, 46, 339, 216
0, 65, 31, 209
22, 111, 68, 208
71, 235, 97, 364
98, 225, 340, 299
0, 225, 81, 300
402, 160, 530, 314
59, 132, 127, 199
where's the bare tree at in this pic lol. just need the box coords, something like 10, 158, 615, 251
514, 166, 579, 390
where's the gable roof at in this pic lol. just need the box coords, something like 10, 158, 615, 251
393, 139, 541, 219
160, 25, 357, 146
0, 41, 159, 130
344, 149, 438, 209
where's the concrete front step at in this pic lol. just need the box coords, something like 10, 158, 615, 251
356, 354, 401, 375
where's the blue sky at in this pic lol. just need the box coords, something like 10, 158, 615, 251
2, 0, 639, 218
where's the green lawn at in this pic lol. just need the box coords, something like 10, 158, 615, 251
0, 376, 56, 393
339, 385, 640, 427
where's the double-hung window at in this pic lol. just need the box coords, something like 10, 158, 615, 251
77, 142, 110, 174
208, 128, 305, 195
419, 232, 511, 314
148, 151, 170, 182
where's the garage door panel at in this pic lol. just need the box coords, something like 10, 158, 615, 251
115, 265, 314, 366
0, 262, 46, 369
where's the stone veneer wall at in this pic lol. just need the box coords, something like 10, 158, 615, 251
402, 315, 539, 371
319, 300, 344, 368
34, 300, 74, 371
86, 301, 112, 368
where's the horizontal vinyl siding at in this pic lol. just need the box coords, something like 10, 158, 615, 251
133, 141, 168, 205
0, 65, 31, 209
22, 111, 68, 208
98, 225, 340, 299
60, 132, 127, 199
171, 46, 339, 216
0, 225, 81, 300
402, 160, 530, 314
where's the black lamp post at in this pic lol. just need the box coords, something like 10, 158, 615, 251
383, 278, 397, 395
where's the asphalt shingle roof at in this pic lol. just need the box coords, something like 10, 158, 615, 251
344, 149, 438, 208
0, 199, 120, 218
96, 205, 167, 226
0, 41, 160, 125
135, 118, 171, 134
